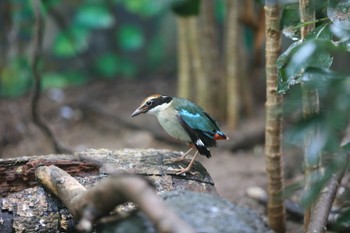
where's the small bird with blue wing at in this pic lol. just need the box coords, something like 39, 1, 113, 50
131, 94, 228, 175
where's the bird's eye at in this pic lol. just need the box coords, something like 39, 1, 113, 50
145, 100, 153, 106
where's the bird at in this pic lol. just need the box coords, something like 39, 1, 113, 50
131, 94, 228, 175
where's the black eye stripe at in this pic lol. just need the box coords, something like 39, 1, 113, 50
146, 96, 172, 107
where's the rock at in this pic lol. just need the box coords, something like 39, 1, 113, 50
98, 190, 274, 233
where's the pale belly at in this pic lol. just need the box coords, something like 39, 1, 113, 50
157, 114, 191, 143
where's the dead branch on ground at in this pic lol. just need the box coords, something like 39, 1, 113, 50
35, 165, 196, 233
30, 0, 71, 154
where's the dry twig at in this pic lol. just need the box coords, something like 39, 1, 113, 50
35, 165, 195, 233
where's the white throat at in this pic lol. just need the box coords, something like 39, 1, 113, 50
147, 102, 171, 116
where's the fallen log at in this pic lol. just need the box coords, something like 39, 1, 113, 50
0, 148, 216, 232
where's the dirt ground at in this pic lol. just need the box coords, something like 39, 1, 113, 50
1, 77, 304, 232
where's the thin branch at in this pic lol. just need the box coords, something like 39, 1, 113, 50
306, 154, 349, 233
30, 0, 71, 154
35, 165, 196, 233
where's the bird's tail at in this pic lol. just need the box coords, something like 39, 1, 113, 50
213, 131, 228, 140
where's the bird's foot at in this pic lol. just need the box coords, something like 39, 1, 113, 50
172, 165, 199, 176
167, 150, 199, 175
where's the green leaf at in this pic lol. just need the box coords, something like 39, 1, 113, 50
277, 41, 300, 93
53, 27, 89, 57
281, 3, 300, 40
300, 67, 342, 89
285, 40, 333, 76
277, 38, 335, 93
117, 25, 144, 51
306, 23, 332, 40
281, 3, 300, 28
74, 3, 114, 29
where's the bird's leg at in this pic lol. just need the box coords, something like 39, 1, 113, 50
164, 147, 193, 164
176, 147, 193, 162
174, 151, 199, 175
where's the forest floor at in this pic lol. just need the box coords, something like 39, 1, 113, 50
1, 77, 305, 232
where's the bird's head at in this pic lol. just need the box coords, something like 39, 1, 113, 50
131, 94, 173, 117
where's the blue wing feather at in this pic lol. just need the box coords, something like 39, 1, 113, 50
174, 98, 220, 133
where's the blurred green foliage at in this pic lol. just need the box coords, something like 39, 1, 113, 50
0, 57, 32, 97
118, 24, 144, 51
53, 27, 90, 57
74, 3, 115, 29
0, 0, 205, 98
279, 1, 350, 230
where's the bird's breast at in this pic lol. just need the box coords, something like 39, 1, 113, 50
156, 110, 191, 143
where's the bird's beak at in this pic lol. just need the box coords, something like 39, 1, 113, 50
131, 105, 148, 117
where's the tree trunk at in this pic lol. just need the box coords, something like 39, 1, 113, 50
264, 1, 286, 232
187, 16, 208, 107
176, 17, 193, 100
200, 0, 224, 119
226, 0, 240, 129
